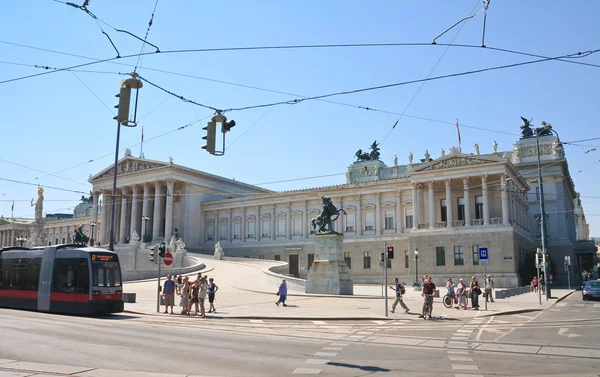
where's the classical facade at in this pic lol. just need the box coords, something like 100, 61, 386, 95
2, 135, 596, 287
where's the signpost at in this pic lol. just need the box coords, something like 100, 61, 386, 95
478, 247, 489, 311
164, 251, 173, 266
535, 248, 542, 306
565, 256, 571, 290
383, 246, 388, 317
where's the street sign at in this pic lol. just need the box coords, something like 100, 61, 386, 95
479, 247, 489, 266
163, 251, 173, 266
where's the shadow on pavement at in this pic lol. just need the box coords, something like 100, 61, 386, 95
327, 361, 390, 372
97, 313, 141, 320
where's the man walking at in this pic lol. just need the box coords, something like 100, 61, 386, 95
484, 275, 495, 303
163, 274, 175, 314
389, 278, 409, 314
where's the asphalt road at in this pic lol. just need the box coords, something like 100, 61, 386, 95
1, 294, 599, 377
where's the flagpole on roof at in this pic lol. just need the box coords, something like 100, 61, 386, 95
140, 125, 144, 158
456, 119, 462, 153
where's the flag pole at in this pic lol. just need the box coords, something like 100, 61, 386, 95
140, 125, 144, 158
456, 118, 462, 152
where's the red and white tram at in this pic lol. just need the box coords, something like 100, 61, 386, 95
0, 244, 124, 315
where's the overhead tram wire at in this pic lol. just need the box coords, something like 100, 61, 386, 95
134, 0, 160, 73
2, 41, 599, 85
380, 0, 482, 146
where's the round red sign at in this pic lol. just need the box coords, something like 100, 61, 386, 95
163, 251, 173, 266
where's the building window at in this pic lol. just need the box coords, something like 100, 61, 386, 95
472, 245, 480, 265
277, 218, 285, 236
233, 222, 241, 239
310, 217, 316, 234
363, 252, 371, 269
405, 209, 413, 228
535, 186, 540, 201
457, 198, 465, 221
207, 224, 214, 241
475, 196, 483, 219
293, 217, 301, 235
440, 199, 447, 222
537, 221, 542, 237
346, 214, 355, 232
344, 252, 352, 269
262, 220, 270, 237
274, 255, 280, 261
219, 223, 227, 240
454, 246, 464, 266
247, 221, 255, 238
436, 246, 446, 266
384, 210, 394, 229
308, 253, 314, 270
404, 250, 409, 268
365, 211, 374, 231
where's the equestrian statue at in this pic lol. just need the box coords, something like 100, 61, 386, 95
73, 225, 89, 246
311, 196, 346, 234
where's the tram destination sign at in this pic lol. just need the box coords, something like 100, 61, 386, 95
91, 253, 115, 262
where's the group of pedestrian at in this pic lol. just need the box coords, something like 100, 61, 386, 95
162, 273, 219, 317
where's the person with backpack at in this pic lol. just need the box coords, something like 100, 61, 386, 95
389, 278, 410, 314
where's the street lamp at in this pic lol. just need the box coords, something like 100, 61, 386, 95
142, 216, 150, 243
414, 249, 419, 286
16, 236, 27, 248
89, 222, 97, 246
535, 126, 562, 300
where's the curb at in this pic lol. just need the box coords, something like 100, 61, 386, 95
125, 266, 215, 284
554, 290, 575, 303
478, 308, 542, 317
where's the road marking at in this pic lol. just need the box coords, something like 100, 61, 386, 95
372, 320, 387, 325
595, 304, 600, 308
448, 356, 473, 362
570, 310, 581, 312
549, 309, 561, 312
451, 337, 469, 341
305, 359, 330, 365
574, 304, 585, 307
452, 364, 479, 371
314, 352, 338, 357
454, 374, 483, 377
513, 314, 534, 320
456, 329, 473, 333
447, 350, 469, 355
250, 320, 263, 324
293, 367, 322, 374
329, 342, 349, 346
346, 335, 365, 340
558, 328, 580, 338
556, 303, 567, 307
312, 321, 327, 325
321, 347, 344, 351
356, 331, 374, 335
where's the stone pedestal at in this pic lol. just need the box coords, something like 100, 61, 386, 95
305, 233, 353, 295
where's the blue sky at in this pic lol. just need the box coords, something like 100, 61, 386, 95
1, 1, 599, 234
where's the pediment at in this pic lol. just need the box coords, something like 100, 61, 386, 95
412, 154, 505, 172
89, 157, 169, 182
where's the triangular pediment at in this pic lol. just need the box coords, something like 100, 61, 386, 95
412, 153, 506, 172
89, 156, 169, 182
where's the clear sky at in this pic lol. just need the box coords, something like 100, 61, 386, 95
1, 1, 599, 234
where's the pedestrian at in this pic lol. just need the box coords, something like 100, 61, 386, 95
176, 275, 183, 295
532, 276, 538, 293
188, 281, 199, 316
198, 276, 208, 318
469, 276, 481, 310
179, 277, 190, 315
389, 278, 409, 314
163, 274, 175, 314
456, 278, 467, 309
207, 277, 219, 313
484, 275, 495, 303
276, 278, 288, 307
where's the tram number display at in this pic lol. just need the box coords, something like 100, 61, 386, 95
91, 254, 115, 262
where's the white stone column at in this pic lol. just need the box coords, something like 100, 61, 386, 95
271, 204, 276, 240
164, 179, 175, 241
356, 194, 362, 236
287, 202, 292, 240
141, 184, 150, 240
242, 207, 247, 242
0, 232, 4, 247
99, 191, 109, 245
257, 206, 261, 241
10, 230, 14, 246
302, 202, 308, 239
119, 188, 128, 243
152, 183, 162, 240
91, 192, 99, 224
214, 211, 219, 241
428, 181, 435, 228
445, 179, 453, 228
418, 185, 425, 227
227, 209, 232, 242
375, 193, 382, 234
396, 191, 402, 233
411, 183, 418, 230
130, 187, 139, 239
463, 177, 471, 227
481, 175, 490, 225
501, 176, 509, 225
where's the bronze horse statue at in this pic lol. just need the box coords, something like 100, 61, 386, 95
312, 196, 346, 234
73, 225, 89, 246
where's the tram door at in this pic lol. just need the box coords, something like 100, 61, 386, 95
288, 254, 299, 277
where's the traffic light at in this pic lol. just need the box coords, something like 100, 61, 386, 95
221, 118, 236, 133
113, 77, 143, 126
149, 246, 158, 264
387, 246, 394, 259
202, 121, 216, 154
158, 241, 166, 258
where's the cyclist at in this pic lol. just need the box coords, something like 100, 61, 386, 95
420, 275, 436, 319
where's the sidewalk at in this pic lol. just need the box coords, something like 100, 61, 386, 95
122, 257, 574, 320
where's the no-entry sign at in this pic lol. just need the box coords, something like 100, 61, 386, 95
163, 251, 173, 266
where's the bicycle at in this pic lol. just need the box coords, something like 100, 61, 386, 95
422, 294, 433, 320
442, 292, 457, 308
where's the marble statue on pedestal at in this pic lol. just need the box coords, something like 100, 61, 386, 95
30, 186, 46, 246
175, 238, 186, 251
493, 140, 498, 153
424, 149, 430, 161
214, 241, 224, 260
393, 155, 398, 167
408, 152, 413, 164
474, 143, 480, 155
131, 231, 140, 242
441, 148, 445, 157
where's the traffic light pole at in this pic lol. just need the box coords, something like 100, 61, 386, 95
156, 253, 162, 313
108, 120, 121, 251
384, 244, 388, 317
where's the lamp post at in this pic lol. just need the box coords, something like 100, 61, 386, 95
89, 222, 97, 247
142, 216, 150, 243
414, 249, 419, 286
535, 127, 562, 301
16, 236, 27, 248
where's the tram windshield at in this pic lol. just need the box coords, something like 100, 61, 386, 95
90, 253, 122, 287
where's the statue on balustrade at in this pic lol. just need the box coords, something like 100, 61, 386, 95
311, 196, 346, 235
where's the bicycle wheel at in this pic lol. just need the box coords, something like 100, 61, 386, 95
442, 294, 453, 308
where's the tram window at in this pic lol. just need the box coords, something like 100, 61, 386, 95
25, 258, 42, 291
3, 260, 28, 290
92, 261, 122, 287
52, 258, 89, 293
